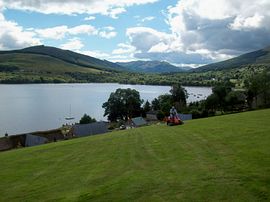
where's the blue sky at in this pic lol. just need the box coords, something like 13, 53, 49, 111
0, 0, 270, 67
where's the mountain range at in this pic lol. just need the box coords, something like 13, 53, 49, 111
117, 61, 191, 73
0, 45, 269, 76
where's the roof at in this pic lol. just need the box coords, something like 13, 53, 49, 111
72, 122, 108, 137
178, 114, 192, 121
25, 134, 48, 147
131, 117, 147, 127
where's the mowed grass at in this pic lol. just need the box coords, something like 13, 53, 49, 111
0, 109, 270, 201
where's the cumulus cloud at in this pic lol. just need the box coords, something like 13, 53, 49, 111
112, 43, 137, 55
166, 0, 270, 53
1, 0, 158, 18
35, 24, 97, 40
0, 13, 40, 50
125, 0, 270, 66
98, 26, 117, 39
84, 16, 96, 21
60, 38, 84, 50
141, 16, 155, 22
78, 50, 110, 59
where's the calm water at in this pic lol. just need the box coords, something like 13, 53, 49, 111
0, 84, 212, 136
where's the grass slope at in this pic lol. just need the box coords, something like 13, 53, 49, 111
0, 109, 270, 201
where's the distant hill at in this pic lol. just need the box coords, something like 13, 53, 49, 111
0, 45, 125, 72
194, 46, 270, 72
117, 60, 191, 73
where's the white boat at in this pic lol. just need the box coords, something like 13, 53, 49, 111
65, 105, 75, 120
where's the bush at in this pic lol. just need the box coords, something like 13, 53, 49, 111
156, 110, 165, 121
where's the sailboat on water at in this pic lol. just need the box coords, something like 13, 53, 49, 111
65, 104, 75, 120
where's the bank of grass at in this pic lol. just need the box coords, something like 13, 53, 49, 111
0, 109, 269, 201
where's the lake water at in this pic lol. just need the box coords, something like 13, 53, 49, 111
0, 83, 212, 136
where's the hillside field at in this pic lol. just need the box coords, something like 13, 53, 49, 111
0, 109, 270, 201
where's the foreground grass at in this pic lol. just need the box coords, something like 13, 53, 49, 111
0, 109, 270, 201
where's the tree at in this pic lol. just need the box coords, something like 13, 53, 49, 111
156, 110, 165, 121
170, 84, 187, 111
158, 94, 173, 116
212, 83, 232, 111
151, 98, 160, 110
102, 88, 143, 122
245, 70, 270, 108
205, 94, 219, 113
225, 91, 246, 111
79, 114, 96, 124
143, 100, 151, 112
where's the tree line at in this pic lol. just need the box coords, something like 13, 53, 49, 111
102, 69, 270, 123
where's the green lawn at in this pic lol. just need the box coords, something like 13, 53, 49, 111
0, 109, 270, 201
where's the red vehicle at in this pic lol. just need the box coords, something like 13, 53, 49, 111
166, 115, 184, 126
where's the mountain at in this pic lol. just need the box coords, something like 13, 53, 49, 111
117, 60, 191, 73
0, 45, 125, 72
194, 46, 270, 72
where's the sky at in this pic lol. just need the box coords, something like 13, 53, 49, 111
0, 0, 270, 68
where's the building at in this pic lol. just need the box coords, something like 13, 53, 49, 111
25, 134, 48, 147
31, 129, 65, 142
146, 111, 158, 121
69, 122, 108, 137
0, 137, 13, 151
178, 114, 192, 121
0, 128, 65, 152
131, 117, 147, 127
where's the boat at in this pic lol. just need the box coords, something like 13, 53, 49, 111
65, 105, 75, 120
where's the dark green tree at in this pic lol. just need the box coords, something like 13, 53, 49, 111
151, 98, 160, 110
205, 94, 219, 113
170, 83, 187, 111
79, 114, 96, 124
225, 91, 246, 111
143, 100, 151, 112
245, 70, 270, 108
156, 110, 165, 121
158, 94, 173, 116
212, 83, 232, 111
102, 88, 143, 121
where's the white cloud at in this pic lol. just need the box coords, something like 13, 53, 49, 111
68, 24, 97, 35
127, 27, 175, 52
1, 0, 159, 18
60, 38, 84, 50
112, 43, 136, 55
98, 26, 117, 39
84, 16, 96, 21
35, 26, 68, 40
230, 14, 265, 30
141, 16, 155, 22
125, 0, 270, 66
0, 13, 40, 50
78, 50, 110, 59
35, 24, 97, 40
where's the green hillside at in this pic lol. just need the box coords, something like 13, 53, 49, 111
0, 109, 270, 201
0, 46, 128, 83
0, 45, 125, 72
194, 46, 270, 72
0, 53, 102, 74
